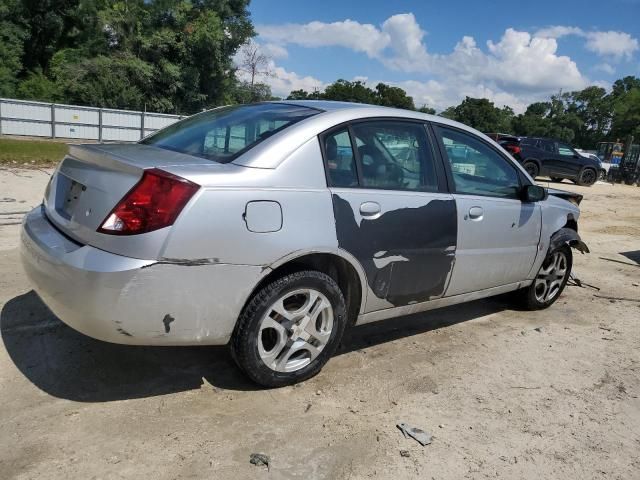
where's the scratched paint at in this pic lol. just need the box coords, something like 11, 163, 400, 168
332, 194, 457, 306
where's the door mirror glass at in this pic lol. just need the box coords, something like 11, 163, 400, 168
521, 184, 547, 202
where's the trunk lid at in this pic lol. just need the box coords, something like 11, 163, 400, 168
44, 143, 218, 260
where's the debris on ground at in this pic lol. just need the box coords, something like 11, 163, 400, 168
397, 423, 433, 446
594, 294, 640, 303
534, 327, 543, 333
249, 453, 270, 470
400, 450, 410, 457
568, 274, 600, 291
304, 403, 312, 413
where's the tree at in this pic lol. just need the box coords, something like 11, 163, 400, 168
444, 97, 514, 133
374, 83, 415, 110
417, 105, 436, 115
3, 0, 255, 113
322, 79, 377, 104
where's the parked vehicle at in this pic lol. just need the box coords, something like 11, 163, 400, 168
576, 149, 609, 181
21, 101, 589, 387
500, 137, 602, 186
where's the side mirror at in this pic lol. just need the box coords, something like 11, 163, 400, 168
521, 184, 547, 202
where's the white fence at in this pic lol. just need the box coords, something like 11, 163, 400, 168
0, 98, 183, 142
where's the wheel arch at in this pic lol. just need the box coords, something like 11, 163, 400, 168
245, 249, 367, 326
549, 226, 589, 254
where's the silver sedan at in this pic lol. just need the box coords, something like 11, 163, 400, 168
21, 101, 588, 386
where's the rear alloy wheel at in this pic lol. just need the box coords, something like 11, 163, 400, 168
517, 245, 572, 310
577, 168, 597, 186
523, 162, 539, 179
231, 271, 347, 387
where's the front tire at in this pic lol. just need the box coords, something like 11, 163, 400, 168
517, 245, 572, 310
231, 270, 347, 387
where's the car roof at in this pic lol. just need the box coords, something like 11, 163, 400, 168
233, 100, 508, 169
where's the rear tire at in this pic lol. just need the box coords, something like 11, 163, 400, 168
515, 245, 572, 310
523, 161, 539, 179
230, 270, 347, 388
577, 168, 597, 186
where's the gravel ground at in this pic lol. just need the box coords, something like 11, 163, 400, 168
1, 169, 639, 479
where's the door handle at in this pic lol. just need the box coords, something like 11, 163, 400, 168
467, 206, 484, 221
360, 201, 381, 217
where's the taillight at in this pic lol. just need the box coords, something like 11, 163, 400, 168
506, 145, 521, 155
98, 169, 199, 235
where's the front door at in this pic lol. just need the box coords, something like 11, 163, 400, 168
321, 120, 456, 313
432, 125, 542, 296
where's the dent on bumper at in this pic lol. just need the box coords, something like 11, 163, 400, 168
20, 207, 263, 346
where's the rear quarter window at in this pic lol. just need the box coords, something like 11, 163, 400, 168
142, 103, 319, 163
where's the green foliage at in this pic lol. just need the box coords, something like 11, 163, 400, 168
0, 138, 68, 166
442, 97, 514, 133
286, 79, 416, 110
3, 0, 254, 113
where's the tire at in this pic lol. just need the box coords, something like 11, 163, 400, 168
577, 168, 597, 186
230, 270, 348, 387
523, 161, 539, 179
516, 245, 572, 310
550, 177, 564, 183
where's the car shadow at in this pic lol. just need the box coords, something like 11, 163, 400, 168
620, 250, 640, 264
2, 290, 510, 402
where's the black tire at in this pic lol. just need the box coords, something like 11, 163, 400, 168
550, 177, 564, 183
523, 161, 539, 179
230, 270, 348, 387
577, 168, 597, 186
515, 245, 572, 310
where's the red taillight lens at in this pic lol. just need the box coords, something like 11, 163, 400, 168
506, 145, 521, 155
98, 169, 199, 235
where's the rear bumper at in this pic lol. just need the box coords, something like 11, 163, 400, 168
20, 206, 263, 345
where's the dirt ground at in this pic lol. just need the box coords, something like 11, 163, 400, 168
1, 169, 639, 480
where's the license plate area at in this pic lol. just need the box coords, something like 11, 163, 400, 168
55, 174, 86, 220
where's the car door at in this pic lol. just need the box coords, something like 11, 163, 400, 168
321, 120, 456, 313
432, 124, 542, 296
556, 142, 584, 177
537, 139, 559, 176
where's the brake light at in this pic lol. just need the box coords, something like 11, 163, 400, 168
506, 145, 521, 155
98, 169, 199, 235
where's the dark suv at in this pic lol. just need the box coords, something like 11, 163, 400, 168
499, 137, 601, 186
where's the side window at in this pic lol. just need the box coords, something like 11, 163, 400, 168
350, 121, 437, 191
557, 143, 574, 156
435, 126, 520, 198
324, 129, 358, 187
541, 141, 555, 153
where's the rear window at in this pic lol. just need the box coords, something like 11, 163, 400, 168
142, 103, 320, 163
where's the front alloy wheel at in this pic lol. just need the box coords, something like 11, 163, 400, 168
534, 250, 568, 303
516, 245, 572, 310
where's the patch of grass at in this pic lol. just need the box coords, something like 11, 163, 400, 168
0, 138, 68, 166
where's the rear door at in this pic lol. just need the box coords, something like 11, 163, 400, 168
555, 142, 583, 177
322, 119, 456, 313
432, 125, 541, 296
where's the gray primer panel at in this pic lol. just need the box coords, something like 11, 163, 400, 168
332, 194, 457, 307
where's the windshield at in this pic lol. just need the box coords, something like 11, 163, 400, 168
142, 103, 320, 163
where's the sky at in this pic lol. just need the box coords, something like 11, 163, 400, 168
243, 0, 640, 112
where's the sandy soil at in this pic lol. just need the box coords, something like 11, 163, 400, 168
0, 171, 638, 480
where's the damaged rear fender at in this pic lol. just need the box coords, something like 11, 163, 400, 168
549, 227, 589, 254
